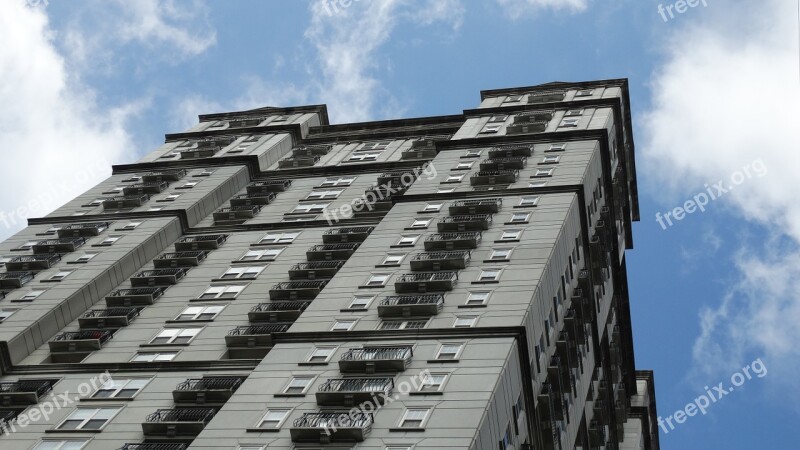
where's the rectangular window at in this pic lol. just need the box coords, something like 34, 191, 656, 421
478, 269, 501, 282
283, 376, 314, 394
443, 174, 466, 183
529, 181, 547, 188
281, 215, 317, 223
466, 291, 490, 306
332, 320, 356, 331
396, 235, 420, 247
349, 295, 375, 309
0, 309, 17, 322
381, 254, 406, 266
480, 124, 502, 134
291, 203, 329, 214
16, 240, 40, 251
365, 274, 390, 287
500, 230, 522, 241
56, 407, 120, 431
347, 151, 382, 161
161, 193, 182, 201
0, 255, 11, 267
437, 187, 456, 194
258, 409, 291, 428
119, 221, 143, 230
149, 328, 201, 345
175, 305, 224, 321
400, 408, 430, 428
503, 95, 523, 103
541, 155, 560, 164
436, 343, 463, 360
199, 285, 245, 300
454, 316, 478, 328
565, 109, 584, 117
33, 440, 90, 450
420, 373, 447, 392
131, 352, 178, 362
409, 218, 432, 229
559, 118, 580, 128
195, 169, 216, 177
547, 143, 567, 152
240, 248, 283, 261
421, 203, 443, 212
308, 346, 336, 363
575, 89, 594, 97
509, 212, 530, 224
533, 168, 554, 178
320, 176, 356, 187
490, 248, 513, 261
462, 149, 482, 158
361, 141, 391, 151
488, 114, 509, 123
259, 232, 300, 244
92, 378, 149, 399
518, 196, 540, 207
220, 266, 264, 280
97, 235, 122, 246
48, 270, 73, 281
379, 319, 427, 330
305, 189, 343, 200
21, 290, 46, 300
453, 161, 474, 171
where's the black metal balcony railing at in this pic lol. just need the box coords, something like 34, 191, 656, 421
480, 156, 528, 171
145, 408, 216, 424
396, 271, 458, 281
142, 169, 187, 182
130, 268, 187, 287
118, 444, 188, 450
213, 205, 262, 222
102, 194, 150, 209
488, 145, 534, 158
0, 409, 18, 426
293, 411, 373, 429
6, 254, 61, 271
230, 192, 277, 207
470, 170, 520, 186
377, 170, 418, 187
32, 237, 86, 254
0, 380, 55, 397
306, 243, 360, 261
250, 301, 311, 313
448, 198, 503, 215
174, 234, 228, 251
0, 271, 35, 289
278, 155, 321, 168
123, 182, 169, 195
179, 146, 221, 159
424, 232, 482, 251
437, 215, 493, 232
174, 377, 245, 393
527, 89, 566, 103
410, 250, 470, 270
246, 179, 292, 193
83, 307, 140, 321
322, 226, 374, 243
514, 110, 555, 122
292, 144, 333, 156
289, 261, 344, 280
57, 222, 110, 238
395, 271, 458, 293
269, 280, 328, 300
318, 378, 394, 394
105, 287, 164, 307
153, 251, 207, 268
227, 323, 291, 337
378, 294, 444, 317
53, 330, 114, 344
380, 294, 445, 308
227, 117, 265, 128
340, 346, 413, 362
249, 301, 311, 322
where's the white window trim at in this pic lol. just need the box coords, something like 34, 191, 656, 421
259, 232, 300, 244
307, 346, 338, 363
478, 269, 502, 282
332, 320, 357, 331
131, 351, 179, 362
220, 266, 264, 280
149, 328, 202, 345
436, 343, 464, 360
175, 305, 225, 321
91, 378, 151, 399
283, 376, 316, 394
399, 408, 432, 428
466, 291, 491, 306
55, 407, 121, 431
241, 248, 284, 261
257, 408, 292, 429
454, 315, 478, 328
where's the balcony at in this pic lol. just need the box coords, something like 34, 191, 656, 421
172, 377, 246, 404
506, 111, 553, 135
290, 412, 373, 444
118, 444, 188, 450
225, 323, 291, 357
32, 237, 86, 254
179, 147, 220, 159
123, 182, 169, 195
142, 169, 187, 183
213, 205, 262, 223
424, 232, 482, 251
0, 272, 34, 289
269, 280, 328, 301
229, 192, 277, 207
322, 226, 374, 244
395, 271, 457, 293
378, 294, 444, 317
249, 301, 311, 322
537, 383, 564, 421
246, 179, 292, 194
130, 269, 186, 287
174, 234, 227, 251
142, 408, 216, 438
588, 419, 607, 447
527, 90, 566, 103
316, 378, 394, 407
339, 346, 413, 374
437, 215, 492, 232
79, 307, 140, 329
6, 254, 61, 271
470, 170, 519, 186
448, 198, 502, 215
547, 356, 570, 388
102, 194, 150, 210
488, 145, 533, 159
306, 243, 360, 261
289, 261, 344, 280
480, 156, 528, 171
401, 147, 437, 160
57, 222, 110, 238
292, 144, 332, 156
278, 155, 320, 168
556, 331, 579, 368
0, 409, 18, 430
377, 170, 417, 188
410, 251, 470, 271
0, 379, 56, 407
49, 330, 114, 352
106, 287, 164, 307
228, 117, 265, 128
153, 251, 207, 269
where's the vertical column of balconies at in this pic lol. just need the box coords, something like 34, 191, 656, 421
212, 179, 292, 225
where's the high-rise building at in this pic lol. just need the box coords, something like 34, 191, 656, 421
0, 79, 659, 450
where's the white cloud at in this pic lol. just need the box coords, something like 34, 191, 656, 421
114, 0, 216, 57
641, 0, 800, 390
0, 2, 140, 240
495, 0, 590, 17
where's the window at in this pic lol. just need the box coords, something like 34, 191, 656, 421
575, 89, 594, 97
320, 176, 356, 187
131, 352, 178, 362
195, 169, 216, 177
20, 289, 46, 300
160, 193, 181, 202
400, 408, 430, 428
272, 114, 292, 122
259, 232, 300, 244
379, 319, 427, 330
386, 447, 413, 450
529, 181, 548, 188
220, 266, 264, 280
147, 207, 163, 212
283, 376, 314, 394
0, 255, 11, 267
559, 118, 580, 128
0, 309, 17, 322
421, 203, 442, 212
97, 235, 122, 246
478, 269, 501, 282
480, 124, 502, 134
409, 218, 432, 229
348, 295, 375, 309
291, 203, 329, 214
503, 95, 523, 103
443, 174, 465, 184
466, 291, 490, 306
122, 175, 142, 182
509, 212, 530, 224
119, 221, 142, 230
175, 305, 224, 321
462, 149, 482, 158
534, 168, 554, 177
453, 161, 474, 171
541, 155, 560, 164
519, 196, 540, 207
239, 446, 265, 450
547, 143, 567, 152
177, 181, 199, 189
332, 320, 356, 331
419, 373, 447, 392
258, 409, 291, 428
72, 211, 89, 216
488, 114, 508, 123
159, 151, 180, 159
56, 407, 120, 431
365, 274, 391, 287
361, 141, 391, 151
150, 328, 201, 345
33, 440, 89, 450
281, 215, 317, 223
436, 343, 463, 360
102, 186, 124, 195
305, 189, 343, 200
199, 285, 245, 300
16, 240, 39, 251
307, 346, 336, 363
240, 248, 283, 261
347, 151, 381, 162
396, 235, 420, 247
490, 249, 513, 261
381, 254, 406, 266
565, 109, 584, 117
454, 316, 478, 328
500, 230, 522, 241
92, 379, 149, 399
48, 270, 73, 281
84, 198, 104, 207
437, 187, 456, 194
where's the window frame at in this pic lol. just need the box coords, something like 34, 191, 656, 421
33, 440, 90, 450
466, 291, 491, 306
307, 346, 337, 363
131, 351, 178, 362
283, 376, 315, 395
149, 327, 202, 345
379, 319, 428, 330
331, 320, 356, 331
54, 407, 121, 431
198, 284, 246, 300
399, 408, 431, 429
220, 266, 265, 280
258, 232, 300, 245
477, 269, 501, 282
453, 315, 478, 328
240, 248, 284, 262
349, 294, 375, 309
256, 408, 292, 429
436, 343, 463, 360
174, 305, 225, 321
91, 378, 151, 399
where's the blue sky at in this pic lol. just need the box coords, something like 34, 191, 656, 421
1, 0, 799, 448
